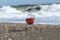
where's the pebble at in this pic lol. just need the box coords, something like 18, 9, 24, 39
31, 27, 35, 31
37, 39, 39, 40
11, 35, 14, 37
1, 37, 3, 38
5, 33, 8, 35
15, 35, 17, 37
22, 31, 25, 35
8, 38, 12, 40
5, 27, 8, 29
32, 34, 35, 36
46, 38, 48, 40
8, 34, 10, 35
27, 36, 30, 38
1, 39, 3, 40
14, 33, 16, 36
11, 33, 13, 34
39, 37, 41, 39
5, 35, 8, 37
59, 34, 60, 36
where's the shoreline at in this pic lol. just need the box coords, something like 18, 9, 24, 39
0, 21, 60, 25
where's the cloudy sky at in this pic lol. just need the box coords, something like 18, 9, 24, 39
0, 0, 60, 6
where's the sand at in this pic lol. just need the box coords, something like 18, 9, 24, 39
0, 23, 60, 40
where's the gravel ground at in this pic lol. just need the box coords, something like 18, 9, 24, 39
0, 23, 60, 40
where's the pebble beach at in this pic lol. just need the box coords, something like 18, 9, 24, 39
0, 23, 60, 40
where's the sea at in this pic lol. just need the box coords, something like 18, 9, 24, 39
0, 4, 60, 24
